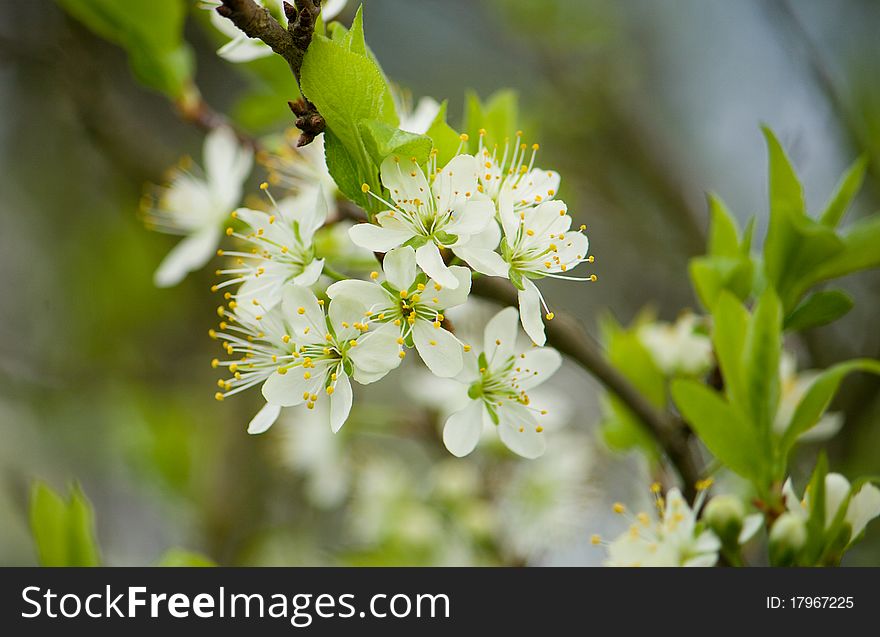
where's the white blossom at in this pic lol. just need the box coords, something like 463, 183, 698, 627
442, 307, 562, 458
259, 286, 402, 433
455, 132, 592, 345
398, 96, 441, 135
215, 183, 327, 312
637, 312, 714, 376
143, 126, 252, 287
327, 246, 470, 377
783, 473, 880, 546
602, 484, 720, 567
349, 152, 496, 290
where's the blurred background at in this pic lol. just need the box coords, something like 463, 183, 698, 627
1, 0, 878, 566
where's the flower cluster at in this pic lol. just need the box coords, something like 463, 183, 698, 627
145, 124, 591, 458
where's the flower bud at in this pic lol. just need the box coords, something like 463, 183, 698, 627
769, 512, 807, 566
704, 495, 745, 547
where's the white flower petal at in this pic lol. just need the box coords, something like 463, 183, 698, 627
442, 401, 484, 457
262, 370, 318, 407
846, 483, 880, 541
217, 36, 272, 62
413, 320, 463, 377
425, 266, 471, 310
416, 243, 459, 289
497, 405, 546, 459
483, 306, 519, 362
824, 473, 852, 529
329, 372, 353, 433
292, 258, 325, 287
383, 246, 417, 291
445, 199, 495, 238
282, 285, 326, 342
739, 514, 764, 544
454, 246, 509, 277
399, 96, 441, 135
326, 279, 388, 310
321, 0, 348, 21
328, 296, 365, 342
518, 278, 546, 346
515, 347, 562, 390
782, 478, 807, 517
154, 226, 221, 287
349, 323, 402, 375
204, 126, 252, 207
348, 223, 413, 252
380, 155, 431, 206
498, 185, 520, 239
433, 154, 479, 214
247, 402, 282, 434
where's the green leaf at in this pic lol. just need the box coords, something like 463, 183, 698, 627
784, 289, 854, 331
761, 129, 846, 311
599, 397, 659, 457
157, 548, 216, 567
55, 0, 193, 98
671, 379, 764, 481
706, 193, 741, 257
462, 90, 520, 149
425, 100, 463, 167
743, 287, 782, 434
323, 129, 373, 210
762, 126, 805, 219
358, 119, 432, 167
340, 5, 367, 55
30, 482, 100, 567
805, 454, 829, 562
803, 215, 880, 286
711, 291, 750, 409
820, 155, 868, 227
689, 255, 753, 310
779, 359, 880, 453
300, 32, 396, 186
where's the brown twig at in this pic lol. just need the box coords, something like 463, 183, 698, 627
216, 0, 324, 145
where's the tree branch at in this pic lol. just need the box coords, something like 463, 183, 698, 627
216, 0, 324, 145
471, 276, 702, 500
216, 0, 702, 498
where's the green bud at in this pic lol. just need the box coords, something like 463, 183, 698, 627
704, 495, 745, 547
769, 513, 807, 566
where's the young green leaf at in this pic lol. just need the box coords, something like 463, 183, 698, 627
671, 379, 765, 481
300, 33, 396, 168
783, 289, 854, 332
30, 482, 100, 567
802, 215, 880, 288
743, 287, 782, 434
779, 359, 880, 453
762, 126, 805, 219
706, 193, 741, 257
323, 129, 374, 210
358, 119, 433, 167
820, 155, 869, 227
425, 100, 463, 167
711, 291, 750, 409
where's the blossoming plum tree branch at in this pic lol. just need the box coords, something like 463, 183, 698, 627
209, 0, 704, 494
